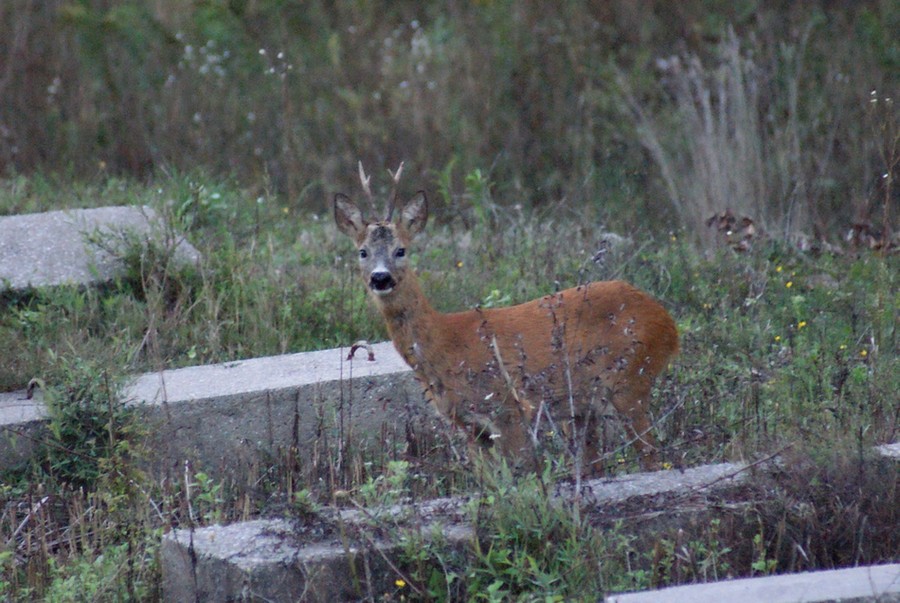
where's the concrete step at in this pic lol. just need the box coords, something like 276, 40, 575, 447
0, 205, 199, 292
0, 341, 427, 480
605, 563, 900, 603
160, 461, 754, 602
160, 449, 899, 602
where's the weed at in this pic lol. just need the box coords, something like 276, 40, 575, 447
397, 527, 465, 602
750, 532, 777, 576
187, 471, 225, 525
38, 352, 138, 489
356, 460, 412, 517
465, 463, 603, 601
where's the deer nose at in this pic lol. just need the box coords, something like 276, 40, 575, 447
370, 271, 396, 292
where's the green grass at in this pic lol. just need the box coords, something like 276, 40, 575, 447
0, 171, 896, 600
0, 173, 378, 391
1, 3, 897, 597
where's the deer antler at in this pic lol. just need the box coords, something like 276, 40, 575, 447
385, 161, 405, 221
358, 161, 376, 214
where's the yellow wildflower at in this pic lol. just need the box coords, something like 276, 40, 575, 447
395, 579, 406, 588
798, 321, 807, 329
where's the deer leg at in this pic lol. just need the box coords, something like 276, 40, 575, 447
582, 410, 606, 476
559, 409, 605, 477
612, 381, 659, 471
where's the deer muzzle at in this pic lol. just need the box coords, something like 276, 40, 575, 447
369, 270, 396, 294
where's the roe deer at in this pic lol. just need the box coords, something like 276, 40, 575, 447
334, 163, 678, 474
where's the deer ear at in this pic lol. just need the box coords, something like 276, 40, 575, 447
334, 193, 366, 238
399, 191, 427, 235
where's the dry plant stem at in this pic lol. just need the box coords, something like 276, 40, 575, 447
7, 496, 48, 548
563, 354, 584, 491
616, 27, 825, 247
489, 336, 535, 429
331, 475, 364, 595
184, 460, 195, 525
877, 118, 898, 248
593, 392, 686, 468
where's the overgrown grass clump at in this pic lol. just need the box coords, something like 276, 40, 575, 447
0, 171, 896, 599
0, 2, 896, 598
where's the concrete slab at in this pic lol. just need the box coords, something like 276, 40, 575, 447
0, 342, 428, 481
605, 563, 900, 603
159, 450, 899, 602
127, 341, 410, 406
128, 341, 426, 479
162, 513, 472, 602
161, 460, 752, 602
0, 388, 45, 425
0, 205, 199, 292
564, 461, 748, 505
876, 442, 900, 460
0, 388, 47, 472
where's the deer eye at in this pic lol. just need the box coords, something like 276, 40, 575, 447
395, 247, 406, 258
359, 249, 368, 259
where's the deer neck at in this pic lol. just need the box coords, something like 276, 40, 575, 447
372, 272, 438, 360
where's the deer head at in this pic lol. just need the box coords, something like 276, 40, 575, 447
334, 163, 427, 299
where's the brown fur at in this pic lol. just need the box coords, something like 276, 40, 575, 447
335, 190, 678, 474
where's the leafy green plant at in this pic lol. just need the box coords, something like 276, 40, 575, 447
41, 541, 157, 603
190, 471, 225, 525
396, 526, 465, 603
750, 532, 777, 576
40, 352, 138, 489
465, 462, 604, 601
0, 550, 14, 598
646, 518, 734, 587
465, 168, 494, 231
357, 460, 411, 512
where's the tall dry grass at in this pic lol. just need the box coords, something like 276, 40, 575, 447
0, 2, 895, 242
617, 24, 895, 247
